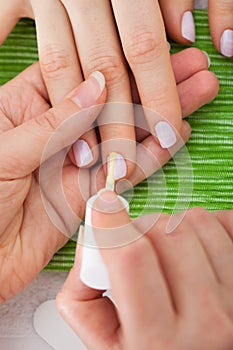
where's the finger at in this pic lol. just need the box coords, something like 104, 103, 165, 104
92, 190, 175, 339
185, 208, 233, 288
0, 1, 20, 45
214, 210, 233, 240
178, 70, 219, 118
90, 120, 191, 195
146, 210, 218, 314
0, 72, 106, 179
31, 0, 100, 164
31, 0, 82, 104
134, 66, 218, 142
209, 0, 233, 57
159, 0, 195, 44
120, 120, 191, 193
170, 48, 210, 84
62, 0, 136, 178
131, 48, 211, 106
112, 0, 182, 148
56, 237, 120, 350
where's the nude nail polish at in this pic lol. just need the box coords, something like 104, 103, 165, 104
107, 153, 127, 180
155, 121, 177, 149
220, 29, 233, 58
73, 139, 93, 167
181, 11, 195, 43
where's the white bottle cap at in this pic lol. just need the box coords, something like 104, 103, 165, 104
80, 193, 129, 290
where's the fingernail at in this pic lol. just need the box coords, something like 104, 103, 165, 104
167, 41, 171, 51
73, 139, 94, 167
220, 29, 233, 58
202, 51, 211, 68
107, 153, 127, 180
71, 71, 105, 108
155, 121, 177, 148
181, 11, 195, 43
97, 189, 122, 212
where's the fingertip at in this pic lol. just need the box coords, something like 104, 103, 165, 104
92, 189, 130, 232
160, 2, 195, 44
181, 10, 196, 44
181, 120, 192, 142
72, 139, 99, 168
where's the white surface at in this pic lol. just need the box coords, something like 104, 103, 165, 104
33, 300, 86, 350
0, 1, 208, 349
0, 272, 68, 350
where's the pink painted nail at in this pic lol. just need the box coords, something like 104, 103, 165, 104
181, 11, 195, 43
73, 140, 93, 167
155, 121, 177, 148
220, 29, 233, 58
107, 153, 127, 180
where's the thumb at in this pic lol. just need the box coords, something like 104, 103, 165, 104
92, 190, 142, 264
0, 71, 106, 179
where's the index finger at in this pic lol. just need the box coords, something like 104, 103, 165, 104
111, 0, 182, 148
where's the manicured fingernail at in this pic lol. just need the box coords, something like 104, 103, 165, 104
202, 51, 211, 68
73, 140, 94, 167
71, 70, 105, 108
107, 153, 127, 180
155, 121, 177, 148
181, 11, 195, 43
167, 41, 171, 51
220, 29, 233, 58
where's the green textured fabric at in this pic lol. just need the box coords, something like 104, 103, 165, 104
0, 11, 232, 271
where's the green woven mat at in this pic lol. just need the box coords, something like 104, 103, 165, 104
0, 10, 232, 271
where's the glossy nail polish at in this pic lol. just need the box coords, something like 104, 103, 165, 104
155, 121, 177, 148
181, 11, 195, 43
220, 29, 233, 58
73, 139, 93, 167
107, 153, 127, 180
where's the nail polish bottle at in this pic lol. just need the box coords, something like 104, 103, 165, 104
80, 193, 129, 290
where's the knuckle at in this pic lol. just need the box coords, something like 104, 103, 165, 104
34, 109, 58, 133
117, 238, 149, 272
40, 45, 75, 79
85, 52, 126, 89
185, 207, 209, 223
124, 26, 162, 65
215, 0, 233, 12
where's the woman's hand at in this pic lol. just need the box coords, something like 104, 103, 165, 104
0, 67, 107, 303
57, 190, 233, 350
0, 0, 188, 179
0, 48, 218, 302
159, 0, 233, 58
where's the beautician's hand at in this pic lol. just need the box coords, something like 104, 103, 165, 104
0, 68, 107, 303
0, 49, 218, 302
57, 191, 233, 350
159, 0, 233, 58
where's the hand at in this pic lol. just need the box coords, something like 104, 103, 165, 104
159, 0, 233, 58
57, 190, 233, 350
0, 0, 194, 179
0, 49, 218, 303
